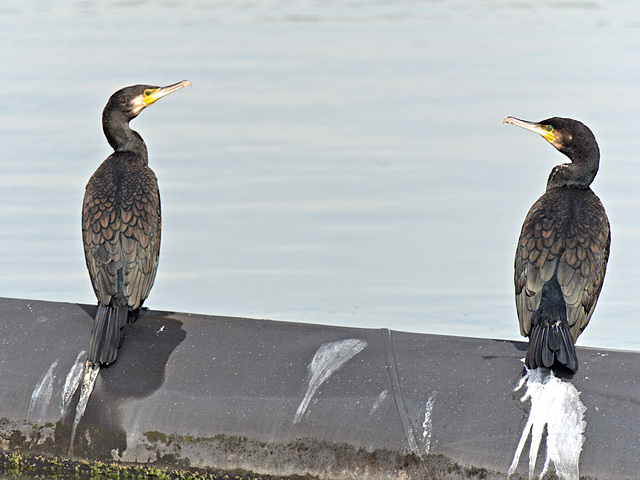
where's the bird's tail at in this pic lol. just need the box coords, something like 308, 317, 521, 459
526, 322, 578, 373
89, 303, 128, 365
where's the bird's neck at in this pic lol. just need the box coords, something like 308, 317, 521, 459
546, 148, 599, 190
102, 109, 148, 163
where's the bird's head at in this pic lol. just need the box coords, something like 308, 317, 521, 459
504, 116, 600, 188
503, 116, 598, 161
106, 80, 192, 120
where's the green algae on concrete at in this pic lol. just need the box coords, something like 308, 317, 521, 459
0, 420, 507, 480
0, 451, 306, 480
0, 450, 511, 480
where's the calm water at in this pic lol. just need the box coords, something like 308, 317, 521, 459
1, 1, 639, 351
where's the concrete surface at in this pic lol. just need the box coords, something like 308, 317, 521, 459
0, 296, 638, 479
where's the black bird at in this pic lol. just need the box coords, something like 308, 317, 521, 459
82, 81, 191, 365
504, 116, 610, 373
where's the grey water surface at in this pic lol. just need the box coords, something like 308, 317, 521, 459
1, 1, 639, 351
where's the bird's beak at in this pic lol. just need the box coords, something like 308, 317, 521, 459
504, 116, 555, 143
143, 80, 192, 106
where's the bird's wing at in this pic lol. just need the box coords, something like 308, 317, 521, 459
515, 190, 609, 339
82, 155, 161, 311
557, 194, 610, 338
515, 198, 561, 336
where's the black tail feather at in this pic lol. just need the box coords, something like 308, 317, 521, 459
540, 325, 553, 368
526, 322, 578, 373
89, 303, 128, 365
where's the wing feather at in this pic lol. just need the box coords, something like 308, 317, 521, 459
515, 187, 609, 340
82, 152, 161, 311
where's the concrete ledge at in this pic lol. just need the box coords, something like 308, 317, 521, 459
0, 297, 638, 479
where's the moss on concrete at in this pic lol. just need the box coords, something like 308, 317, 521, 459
0, 451, 313, 480
0, 419, 512, 479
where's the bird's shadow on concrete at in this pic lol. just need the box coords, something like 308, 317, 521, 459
65, 308, 187, 459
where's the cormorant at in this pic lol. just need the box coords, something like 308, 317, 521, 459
504, 116, 610, 373
82, 80, 191, 365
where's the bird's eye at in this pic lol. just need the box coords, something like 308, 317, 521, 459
144, 90, 151, 96
546, 125, 553, 132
